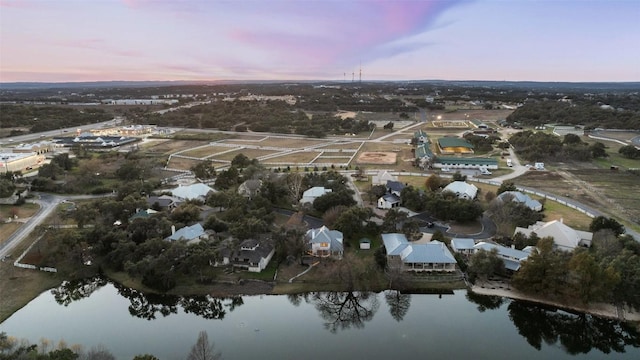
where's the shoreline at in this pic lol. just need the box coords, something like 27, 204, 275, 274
470, 282, 640, 323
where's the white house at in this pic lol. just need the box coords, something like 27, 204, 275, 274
300, 187, 332, 206
514, 220, 593, 251
443, 181, 478, 200
171, 183, 215, 201
451, 238, 476, 255
238, 179, 262, 199
377, 194, 401, 209
497, 191, 543, 211
305, 226, 344, 258
381, 233, 457, 272
372, 170, 397, 186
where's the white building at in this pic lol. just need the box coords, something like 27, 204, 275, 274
442, 181, 478, 200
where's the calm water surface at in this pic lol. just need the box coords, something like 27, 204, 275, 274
1, 278, 638, 360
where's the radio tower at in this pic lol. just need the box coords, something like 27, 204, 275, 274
359, 62, 362, 83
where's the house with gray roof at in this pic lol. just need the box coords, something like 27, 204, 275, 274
386, 180, 405, 197
473, 241, 531, 271
305, 226, 344, 258
497, 191, 543, 211
238, 179, 262, 199
223, 238, 275, 273
381, 233, 457, 272
165, 223, 206, 244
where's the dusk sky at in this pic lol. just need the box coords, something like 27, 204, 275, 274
1, 0, 639, 83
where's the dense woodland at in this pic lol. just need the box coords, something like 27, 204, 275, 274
506, 101, 640, 129
0, 105, 112, 134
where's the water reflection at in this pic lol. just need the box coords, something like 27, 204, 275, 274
51, 277, 243, 321
51, 276, 108, 306
508, 301, 640, 354
384, 290, 411, 322
312, 292, 379, 333
465, 290, 505, 312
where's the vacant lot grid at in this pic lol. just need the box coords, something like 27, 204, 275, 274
180, 145, 240, 158
167, 157, 203, 170
570, 169, 640, 221
221, 137, 325, 149
211, 148, 279, 161
261, 152, 320, 164
317, 142, 363, 150
144, 140, 209, 154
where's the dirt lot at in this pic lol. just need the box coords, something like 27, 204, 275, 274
356, 152, 397, 165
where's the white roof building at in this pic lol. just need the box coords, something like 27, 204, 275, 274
514, 220, 593, 251
372, 170, 397, 186
443, 181, 478, 200
497, 191, 543, 211
299, 187, 332, 205
171, 183, 215, 201
473, 242, 531, 271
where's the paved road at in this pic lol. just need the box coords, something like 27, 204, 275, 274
0, 119, 120, 144
0, 193, 114, 259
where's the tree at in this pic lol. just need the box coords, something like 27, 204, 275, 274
187, 331, 221, 360
589, 142, 608, 158
619, 144, 640, 159
0, 179, 15, 198
563, 133, 582, 145
424, 174, 442, 191
231, 153, 252, 168
383, 121, 394, 130
191, 161, 216, 180
381, 208, 407, 233
333, 206, 373, 239
312, 189, 356, 214
132, 355, 159, 360
589, 216, 625, 236
452, 171, 467, 181
467, 248, 504, 284
497, 181, 517, 195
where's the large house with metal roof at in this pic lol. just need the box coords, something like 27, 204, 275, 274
443, 181, 478, 200
381, 233, 457, 272
299, 187, 332, 206
514, 220, 593, 251
432, 156, 498, 170
171, 183, 215, 201
165, 223, 207, 244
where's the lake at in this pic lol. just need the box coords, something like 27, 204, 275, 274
1, 278, 638, 359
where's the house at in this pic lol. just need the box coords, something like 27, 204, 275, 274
305, 226, 344, 258
437, 137, 474, 154
386, 180, 405, 197
514, 220, 593, 251
129, 208, 159, 222
473, 242, 531, 271
372, 170, 397, 186
165, 223, 207, 244
415, 143, 435, 169
223, 238, 275, 273
147, 195, 180, 210
442, 181, 478, 200
497, 191, 543, 211
171, 183, 215, 201
381, 233, 457, 272
238, 179, 262, 199
451, 238, 476, 255
299, 187, 332, 205
377, 193, 401, 209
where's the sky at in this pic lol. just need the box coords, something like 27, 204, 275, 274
1, 0, 639, 83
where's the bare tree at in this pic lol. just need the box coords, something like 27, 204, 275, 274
285, 173, 305, 203
187, 331, 221, 360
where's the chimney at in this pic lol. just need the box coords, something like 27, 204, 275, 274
171, 225, 176, 235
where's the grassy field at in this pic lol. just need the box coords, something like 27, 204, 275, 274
167, 156, 204, 170
542, 201, 593, 231
0, 203, 41, 245
179, 145, 238, 158
317, 142, 363, 150
261, 152, 321, 165
144, 140, 209, 154
212, 148, 279, 161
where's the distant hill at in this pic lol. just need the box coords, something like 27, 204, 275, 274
1, 80, 639, 91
